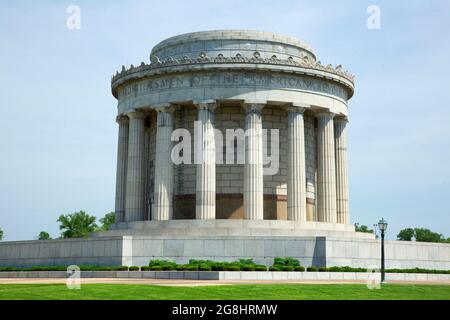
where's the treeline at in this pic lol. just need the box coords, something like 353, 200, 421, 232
0, 211, 115, 241
397, 228, 450, 243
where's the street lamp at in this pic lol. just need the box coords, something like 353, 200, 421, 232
378, 218, 388, 283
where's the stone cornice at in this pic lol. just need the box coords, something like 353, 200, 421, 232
111, 53, 355, 98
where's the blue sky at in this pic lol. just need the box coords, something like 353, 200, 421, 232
0, 0, 449, 240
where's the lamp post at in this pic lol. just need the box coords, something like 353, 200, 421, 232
378, 218, 388, 283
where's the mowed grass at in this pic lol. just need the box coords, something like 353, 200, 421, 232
0, 284, 449, 300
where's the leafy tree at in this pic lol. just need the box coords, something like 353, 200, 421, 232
98, 212, 115, 231
354, 224, 374, 234
397, 228, 415, 241
396, 227, 449, 243
57, 211, 97, 238
414, 228, 444, 243
0, 227, 3, 240
38, 231, 51, 240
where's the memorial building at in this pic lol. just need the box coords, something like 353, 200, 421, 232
1, 31, 448, 269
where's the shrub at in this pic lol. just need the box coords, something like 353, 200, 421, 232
273, 258, 284, 266
140, 266, 150, 271
327, 266, 372, 273
189, 259, 215, 266
78, 265, 97, 271
186, 265, 198, 271
211, 263, 227, 271
238, 259, 255, 265
128, 266, 139, 271
149, 259, 176, 268
227, 265, 240, 271
328, 266, 343, 272
273, 257, 300, 267
26, 266, 67, 271
241, 264, 256, 271
117, 266, 129, 271
161, 264, 175, 271
176, 264, 188, 271
255, 265, 267, 271
280, 266, 294, 271
198, 264, 212, 271
318, 267, 328, 272
0, 267, 15, 272
307, 266, 317, 272
269, 266, 281, 272
150, 266, 162, 271
294, 266, 305, 272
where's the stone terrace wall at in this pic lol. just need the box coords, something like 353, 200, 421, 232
0, 237, 129, 267
1, 236, 449, 270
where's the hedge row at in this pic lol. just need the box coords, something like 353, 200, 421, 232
385, 268, 450, 274
1, 261, 449, 274
147, 258, 268, 272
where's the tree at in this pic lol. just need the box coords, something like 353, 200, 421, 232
38, 231, 51, 240
354, 224, 374, 234
397, 228, 415, 241
98, 212, 115, 231
57, 211, 97, 238
414, 228, 444, 243
396, 227, 449, 243
0, 227, 3, 240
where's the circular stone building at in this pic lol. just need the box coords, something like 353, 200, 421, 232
106, 30, 372, 264
2, 31, 450, 270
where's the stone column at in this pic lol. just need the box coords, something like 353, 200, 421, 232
152, 107, 174, 220
316, 112, 337, 223
195, 103, 216, 219
124, 111, 146, 222
114, 115, 129, 223
287, 106, 307, 221
334, 117, 350, 224
143, 122, 151, 221
243, 103, 264, 220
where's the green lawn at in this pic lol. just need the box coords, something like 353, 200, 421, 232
0, 284, 449, 300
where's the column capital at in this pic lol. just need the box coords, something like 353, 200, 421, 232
154, 104, 178, 113
195, 101, 217, 111
127, 110, 146, 119
241, 102, 265, 114
116, 114, 129, 124
316, 111, 336, 119
285, 103, 310, 113
156, 107, 174, 127
334, 116, 349, 124
286, 105, 306, 114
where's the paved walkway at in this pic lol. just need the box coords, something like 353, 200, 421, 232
0, 278, 448, 286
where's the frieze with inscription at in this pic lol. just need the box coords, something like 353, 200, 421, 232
118, 72, 348, 101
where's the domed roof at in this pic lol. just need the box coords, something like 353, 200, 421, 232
150, 30, 316, 64
111, 29, 354, 102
